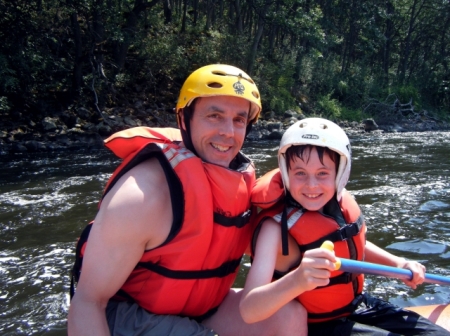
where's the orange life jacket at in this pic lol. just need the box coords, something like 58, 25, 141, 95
71, 127, 256, 319
251, 168, 366, 323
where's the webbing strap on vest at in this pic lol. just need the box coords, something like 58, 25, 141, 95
70, 223, 93, 299
308, 294, 364, 321
137, 257, 242, 279
327, 272, 355, 286
214, 209, 251, 228
281, 206, 289, 256
298, 215, 364, 253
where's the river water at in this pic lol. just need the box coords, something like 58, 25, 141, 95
0, 131, 449, 335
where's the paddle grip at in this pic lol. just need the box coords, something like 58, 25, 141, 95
320, 240, 341, 270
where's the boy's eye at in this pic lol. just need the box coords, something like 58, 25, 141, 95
318, 170, 333, 177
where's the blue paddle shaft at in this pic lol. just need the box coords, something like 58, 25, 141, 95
338, 258, 450, 286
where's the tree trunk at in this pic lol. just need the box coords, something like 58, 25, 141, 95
233, 0, 243, 34
440, 4, 450, 74
193, 0, 199, 26
181, 0, 187, 32
383, 0, 394, 84
205, 0, 212, 30
164, 0, 172, 24
247, 1, 269, 74
341, 0, 358, 74
113, 0, 159, 71
397, 0, 424, 84
69, 7, 83, 98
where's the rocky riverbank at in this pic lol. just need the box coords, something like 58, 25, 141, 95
1, 105, 449, 155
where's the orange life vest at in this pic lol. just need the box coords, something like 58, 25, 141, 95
251, 168, 366, 323
72, 127, 256, 319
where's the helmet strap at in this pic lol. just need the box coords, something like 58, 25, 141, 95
245, 121, 253, 137
281, 191, 305, 256
281, 205, 289, 256
179, 105, 199, 157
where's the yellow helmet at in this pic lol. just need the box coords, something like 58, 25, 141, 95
176, 64, 262, 124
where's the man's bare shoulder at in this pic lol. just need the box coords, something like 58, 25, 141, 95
94, 157, 173, 250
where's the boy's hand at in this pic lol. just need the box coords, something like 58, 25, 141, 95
399, 259, 426, 289
293, 247, 337, 292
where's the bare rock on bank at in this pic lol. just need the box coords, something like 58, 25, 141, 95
0, 101, 448, 154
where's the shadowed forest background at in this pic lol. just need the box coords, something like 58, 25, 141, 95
1, 0, 449, 123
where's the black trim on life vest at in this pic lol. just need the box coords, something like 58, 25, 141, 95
113, 288, 136, 302
153, 148, 185, 246
307, 294, 364, 321
137, 257, 242, 279
70, 143, 185, 299
273, 266, 358, 288
104, 143, 184, 247
321, 272, 354, 287
323, 196, 346, 227
281, 206, 289, 256
189, 306, 219, 322
214, 209, 251, 228
297, 216, 364, 253
70, 222, 93, 299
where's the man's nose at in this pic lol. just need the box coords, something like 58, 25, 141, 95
219, 119, 234, 137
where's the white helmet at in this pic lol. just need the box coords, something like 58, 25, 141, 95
278, 118, 351, 200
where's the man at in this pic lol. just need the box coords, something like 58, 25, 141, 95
68, 64, 306, 336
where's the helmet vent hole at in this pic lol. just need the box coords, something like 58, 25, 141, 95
207, 82, 223, 89
320, 124, 328, 129
299, 122, 306, 128
211, 71, 227, 76
252, 91, 260, 99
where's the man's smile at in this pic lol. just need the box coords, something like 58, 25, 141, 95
211, 143, 232, 152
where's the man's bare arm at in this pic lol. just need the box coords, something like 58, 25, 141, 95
68, 158, 173, 335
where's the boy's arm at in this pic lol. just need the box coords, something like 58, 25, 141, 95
365, 241, 426, 289
239, 219, 335, 324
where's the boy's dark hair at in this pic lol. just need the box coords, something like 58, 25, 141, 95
285, 145, 340, 173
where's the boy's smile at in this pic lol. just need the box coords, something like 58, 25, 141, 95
287, 147, 337, 211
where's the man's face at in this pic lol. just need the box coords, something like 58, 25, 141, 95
183, 95, 249, 167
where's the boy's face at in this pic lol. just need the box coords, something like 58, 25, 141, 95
287, 147, 337, 211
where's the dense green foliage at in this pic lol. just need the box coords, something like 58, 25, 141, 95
1, 0, 449, 121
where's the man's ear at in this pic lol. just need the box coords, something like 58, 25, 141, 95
179, 110, 186, 131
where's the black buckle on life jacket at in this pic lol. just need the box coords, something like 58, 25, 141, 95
328, 272, 353, 286
214, 209, 251, 228
299, 217, 364, 253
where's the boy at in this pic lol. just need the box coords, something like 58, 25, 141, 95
240, 118, 449, 335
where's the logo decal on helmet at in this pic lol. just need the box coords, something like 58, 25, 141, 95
233, 81, 245, 95
301, 134, 319, 140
